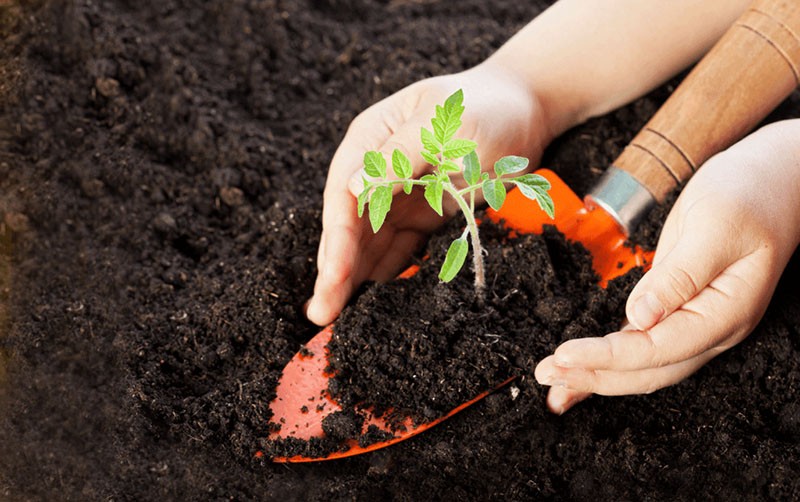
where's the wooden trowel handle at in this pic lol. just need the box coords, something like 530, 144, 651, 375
614, 0, 800, 202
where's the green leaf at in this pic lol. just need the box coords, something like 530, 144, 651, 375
482, 178, 506, 211
463, 151, 481, 186
438, 237, 469, 282
420, 127, 440, 154
431, 107, 446, 144
403, 180, 413, 194
368, 185, 392, 232
392, 149, 412, 178
511, 174, 554, 218
357, 186, 370, 218
420, 174, 438, 182
364, 151, 386, 178
494, 155, 529, 177
512, 173, 551, 192
533, 187, 555, 219
421, 150, 440, 166
440, 159, 460, 173
431, 90, 465, 145
424, 180, 444, 216
444, 89, 464, 114
443, 139, 477, 159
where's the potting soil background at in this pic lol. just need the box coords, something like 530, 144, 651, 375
2, 1, 800, 500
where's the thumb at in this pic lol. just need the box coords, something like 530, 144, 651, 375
626, 223, 739, 331
347, 118, 430, 197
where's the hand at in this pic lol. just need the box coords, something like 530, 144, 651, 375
535, 120, 800, 414
306, 63, 553, 326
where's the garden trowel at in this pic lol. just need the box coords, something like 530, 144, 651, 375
267, 0, 800, 462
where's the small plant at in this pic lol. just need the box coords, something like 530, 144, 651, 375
358, 89, 554, 297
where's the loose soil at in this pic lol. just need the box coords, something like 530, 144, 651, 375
325, 224, 640, 430
2, 1, 800, 500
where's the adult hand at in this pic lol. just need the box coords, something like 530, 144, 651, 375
306, 64, 553, 326
535, 120, 800, 414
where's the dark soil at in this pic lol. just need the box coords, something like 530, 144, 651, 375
2, 1, 800, 500
326, 223, 640, 426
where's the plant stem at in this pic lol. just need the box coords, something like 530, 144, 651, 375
456, 177, 519, 198
378, 179, 430, 188
443, 184, 485, 300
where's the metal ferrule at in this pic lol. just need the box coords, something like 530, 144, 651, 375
584, 167, 656, 236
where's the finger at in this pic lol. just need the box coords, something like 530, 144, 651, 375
551, 263, 761, 371
306, 221, 361, 326
545, 386, 591, 415
536, 348, 717, 396
625, 217, 742, 331
309, 105, 399, 325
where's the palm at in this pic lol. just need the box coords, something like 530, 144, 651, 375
307, 70, 548, 325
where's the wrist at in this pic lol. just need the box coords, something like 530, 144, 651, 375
471, 58, 578, 152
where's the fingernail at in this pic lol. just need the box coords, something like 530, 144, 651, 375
631, 292, 664, 330
549, 393, 569, 415
555, 399, 576, 415
538, 371, 566, 387
554, 355, 574, 368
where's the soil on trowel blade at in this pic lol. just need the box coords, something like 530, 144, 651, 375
265, 221, 641, 458
327, 222, 640, 425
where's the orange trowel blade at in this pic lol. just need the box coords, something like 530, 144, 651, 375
267, 169, 652, 462
489, 169, 653, 285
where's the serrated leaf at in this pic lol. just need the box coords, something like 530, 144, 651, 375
420, 127, 440, 154
443, 138, 477, 159
482, 178, 506, 211
392, 149, 412, 178
432, 90, 465, 145
494, 155, 529, 176
440, 159, 460, 173
357, 186, 370, 218
533, 186, 555, 219
438, 237, 468, 282
512, 173, 551, 192
424, 180, 444, 216
421, 150, 440, 166
403, 181, 413, 194
511, 174, 554, 218
443, 118, 462, 144
444, 89, 464, 114
420, 174, 438, 182
368, 185, 392, 232
463, 151, 481, 186
432, 107, 446, 144
364, 151, 386, 178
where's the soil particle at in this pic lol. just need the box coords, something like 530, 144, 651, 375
321, 410, 364, 441
3, 212, 29, 233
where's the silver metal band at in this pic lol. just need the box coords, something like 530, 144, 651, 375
584, 167, 656, 236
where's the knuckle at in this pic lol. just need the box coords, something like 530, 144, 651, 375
640, 332, 664, 368
665, 267, 700, 304
573, 369, 598, 393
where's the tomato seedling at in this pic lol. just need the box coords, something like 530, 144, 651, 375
358, 89, 554, 296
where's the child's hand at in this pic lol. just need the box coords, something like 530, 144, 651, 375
535, 120, 800, 414
305, 65, 553, 326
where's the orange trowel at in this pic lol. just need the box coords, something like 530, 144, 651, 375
267, 0, 800, 462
